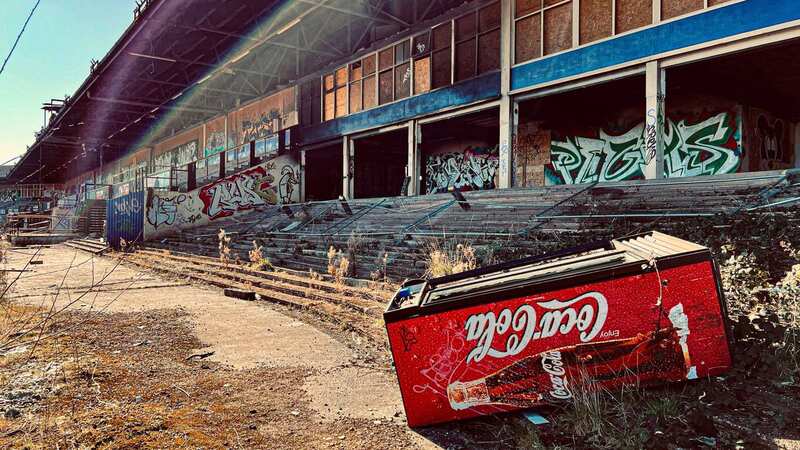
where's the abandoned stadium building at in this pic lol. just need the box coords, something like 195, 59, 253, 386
2, 0, 800, 250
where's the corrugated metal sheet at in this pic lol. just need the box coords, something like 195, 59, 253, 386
106, 191, 144, 250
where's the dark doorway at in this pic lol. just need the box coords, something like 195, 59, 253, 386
353, 129, 408, 198
420, 108, 500, 195
304, 143, 343, 201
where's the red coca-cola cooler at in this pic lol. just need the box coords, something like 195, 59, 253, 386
384, 231, 732, 427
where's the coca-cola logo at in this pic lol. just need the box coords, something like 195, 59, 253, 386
542, 351, 572, 400
464, 292, 608, 363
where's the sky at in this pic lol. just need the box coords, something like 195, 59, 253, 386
0, 1, 134, 164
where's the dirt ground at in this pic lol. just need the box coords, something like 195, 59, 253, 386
0, 245, 431, 449
2, 244, 800, 449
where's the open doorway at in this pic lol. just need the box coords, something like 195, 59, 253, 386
352, 128, 408, 198
304, 142, 343, 201
665, 38, 800, 175
516, 75, 646, 186
420, 108, 500, 194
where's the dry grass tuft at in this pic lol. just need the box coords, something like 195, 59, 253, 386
424, 241, 477, 278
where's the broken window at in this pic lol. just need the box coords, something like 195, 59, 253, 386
413, 32, 432, 94
453, 4, 500, 82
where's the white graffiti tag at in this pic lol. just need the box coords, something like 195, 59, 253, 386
464, 292, 608, 364
147, 194, 186, 229
663, 113, 741, 178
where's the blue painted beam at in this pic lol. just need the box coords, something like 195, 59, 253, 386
300, 72, 501, 146
512, 0, 800, 91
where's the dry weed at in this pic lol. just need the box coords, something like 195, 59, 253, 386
248, 240, 273, 271
424, 241, 476, 278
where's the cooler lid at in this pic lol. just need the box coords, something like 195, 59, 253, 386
384, 231, 709, 322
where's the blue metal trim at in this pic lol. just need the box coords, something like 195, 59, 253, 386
300, 72, 501, 146
512, 0, 800, 91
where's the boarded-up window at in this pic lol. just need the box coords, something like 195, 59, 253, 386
323, 73, 335, 121
543, 1, 572, 55
335, 87, 347, 117
432, 22, 452, 88
478, 29, 500, 73
335, 67, 347, 87
477, 2, 501, 74
455, 13, 477, 82
395, 62, 411, 99
662, 0, 704, 20
580, 0, 612, 44
350, 80, 362, 113
708, 0, 735, 5
616, 0, 652, 34
363, 54, 376, 75
363, 75, 377, 109
379, 69, 393, 104
414, 56, 431, 94
349, 61, 363, 113
455, 38, 476, 82
515, 0, 542, 17
515, 13, 541, 63
379, 48, 393, 71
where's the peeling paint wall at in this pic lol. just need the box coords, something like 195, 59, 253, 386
144, 154, 300, 239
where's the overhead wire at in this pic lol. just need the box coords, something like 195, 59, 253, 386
0, 0, 42, 76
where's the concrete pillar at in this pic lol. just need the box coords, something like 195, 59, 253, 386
406, 120, 419, 196
644, 61, 666, 179
342, 136, 354, 199
498, 0, 514, 189
299, 149, 307, 203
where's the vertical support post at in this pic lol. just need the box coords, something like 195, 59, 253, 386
406, 120, 418, 196
644, 61, 666, 179
342, 136, 354, 199
498, 0, 514, 189
300, 149, 307, 203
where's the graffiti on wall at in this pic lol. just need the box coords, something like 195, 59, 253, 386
144, 155, 300, 239
198, 163, 280, 220
425, 146, 500, 194
204, 131, 226, 157
146, 193, 202, 230
153, 140, 198, 170
545, 112, 742, 185
749, 111, 794, 171
230, 86, 297, 146
663, 113, 741, 178
240, 110, 281, 144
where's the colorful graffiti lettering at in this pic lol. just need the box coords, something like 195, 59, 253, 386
147, 194, 188, 229
425, 146, 500, 194
663, 113, 741, 178
546, 112, 741, 185
198, 164, 278, 220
